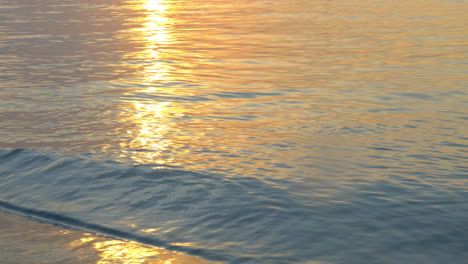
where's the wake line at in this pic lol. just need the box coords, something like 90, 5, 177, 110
0, 200, 226, 262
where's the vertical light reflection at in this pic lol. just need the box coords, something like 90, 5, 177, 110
121, 101, 184, 164
119, 0, 181, 165
140, 0, 173, 82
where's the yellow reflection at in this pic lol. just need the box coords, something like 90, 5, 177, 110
139, 0, 174, 83
94, 240, 158, 264
120, 101, 181, 164
118, 0, 180, 164
144, 0, 169, 12
73, 234, 220, 264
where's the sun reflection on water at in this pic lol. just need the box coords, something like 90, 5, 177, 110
139, 0, 173, 82
118, 0, 178, 164
144, 0, 169, 12
120, 101, 185, 164
72, 234, 219, 264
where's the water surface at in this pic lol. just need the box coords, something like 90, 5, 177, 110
0, 0, 467, 263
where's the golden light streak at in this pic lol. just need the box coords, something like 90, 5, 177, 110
72, 233, 220, 264
143, 0, 169, 12
118, 0, 181, 164
140, 0, 173, 83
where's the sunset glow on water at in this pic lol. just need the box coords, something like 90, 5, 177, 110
0, 0, 466, 263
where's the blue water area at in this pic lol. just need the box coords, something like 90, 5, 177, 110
0, 148, 466, 264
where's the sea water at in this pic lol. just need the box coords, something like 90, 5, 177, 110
0, 0, 467, 263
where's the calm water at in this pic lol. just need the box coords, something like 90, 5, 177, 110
0, 0, 467, 263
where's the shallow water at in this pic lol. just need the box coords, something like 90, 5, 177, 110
0, 0, 467, 263
0, 211, 218, 264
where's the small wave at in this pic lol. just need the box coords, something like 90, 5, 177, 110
2, 148, 466, 264
0, 148, 306, 263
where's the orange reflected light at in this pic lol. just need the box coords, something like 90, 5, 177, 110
114, 0, 211, 167
72, 233, 219, 264
140, 0, 174, 83
144, 0, 169, 12
94, 240, 159, 264
121, 102, 175, 164
117, 0, 181, 164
